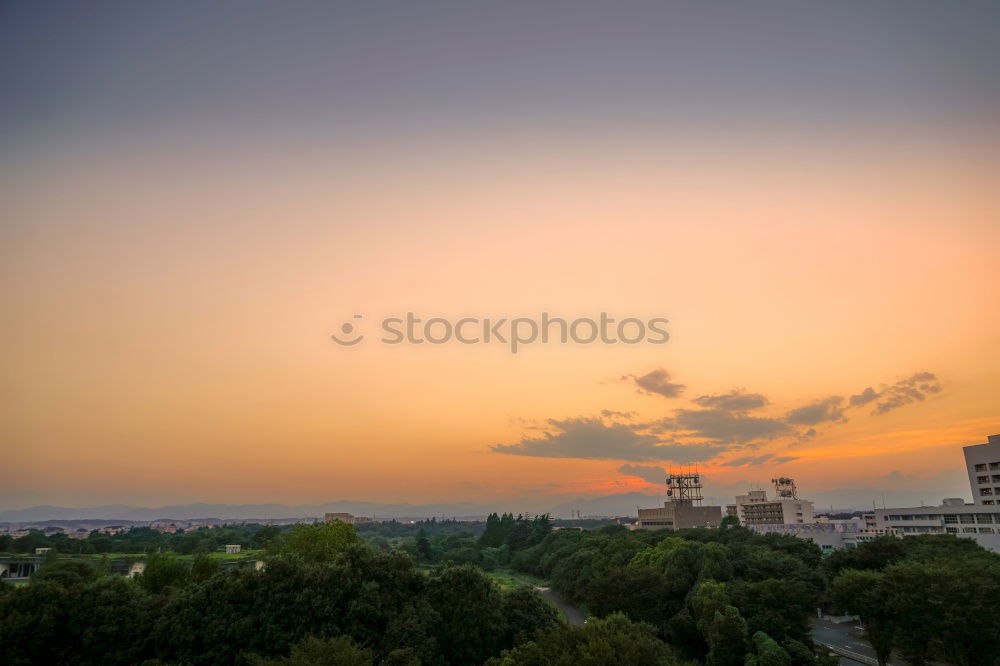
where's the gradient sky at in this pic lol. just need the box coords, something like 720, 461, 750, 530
2, 1, 999, 511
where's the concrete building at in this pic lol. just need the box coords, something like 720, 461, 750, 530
225, 544, 242, 554
964, 434, 1000, 505
728, 478, 815, 525
324, 512, 373, 525
873, 497, 1000, 552
870, 433, 1000, 553
636, 472, 723, 530
748, 517, 892, 554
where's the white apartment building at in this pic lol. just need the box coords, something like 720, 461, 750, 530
965, 434, 1000, 505
728, 487, 815, 525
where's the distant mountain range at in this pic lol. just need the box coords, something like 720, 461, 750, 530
0, 493, 669, 523
1, 475, 972, 523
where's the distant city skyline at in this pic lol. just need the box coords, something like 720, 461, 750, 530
2, 2, 999, 510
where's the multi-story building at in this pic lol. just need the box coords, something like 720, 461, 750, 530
729, 479, 815, 525
964, 434, 1000, 505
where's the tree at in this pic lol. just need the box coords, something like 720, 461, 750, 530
487, 612, 678, 665
31, 557, 100, 586
885, 557, 1000, 666
248, 635, 375, 666
744, 631, 791, 666
706, 606, 748, 666
830, 569, 893, 666
270, 522, 362, 564
190, 553, 219, 583
415, 529, 432, 562
138, 553, 190, 594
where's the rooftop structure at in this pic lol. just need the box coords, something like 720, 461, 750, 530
636, 471, 722, 530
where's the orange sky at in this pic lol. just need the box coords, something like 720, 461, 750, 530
2, 3, 999, 512
2, 126, 998, 510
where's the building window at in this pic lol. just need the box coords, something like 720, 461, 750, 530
978, 476, 991, 483
984, 500, 996, 505
976, 464, 988, 472
960, 514, 976, 523
992, 475, 1000, 483
991, 462, 1000, 471
981, 488, 994, 496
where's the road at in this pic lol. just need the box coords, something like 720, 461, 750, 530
811, 618, 904, 666
534, 586, 586, 626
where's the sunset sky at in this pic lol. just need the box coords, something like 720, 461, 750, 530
2, 2, 999, 512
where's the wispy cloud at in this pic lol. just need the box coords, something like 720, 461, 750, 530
786, 396, 847, 425
491, 417, 725, 462
622, 368, 686, 398
492, 368, 944, 464
721, 453, 800, 467
618, 464, 668, 483
692, 390, 769, 412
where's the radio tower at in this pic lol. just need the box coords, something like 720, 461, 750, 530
771, 477, 798, 499
665, 468, 705, 506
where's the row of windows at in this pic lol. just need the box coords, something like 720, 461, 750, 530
976, 475, 1000, 484
979, 488, 1000, 496
901, 527, 991, 533
885, 513, 998, 523
973, 461, 1000, 472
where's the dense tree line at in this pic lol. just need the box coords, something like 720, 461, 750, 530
511, 524, 830, 665
0, 522, 567, 665
5, 519, 1000, 665
0, 524, 279, 556
826, 535, 1000, 666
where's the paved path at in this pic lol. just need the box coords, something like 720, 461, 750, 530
534, 586, 586, 626
811, 618, 903, 666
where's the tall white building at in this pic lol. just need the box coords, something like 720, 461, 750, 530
964, 434, 1000, 505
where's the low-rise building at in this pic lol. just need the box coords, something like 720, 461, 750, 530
636, 472, 723, 530
324, 512, 373, 525
873, 497, 1000, 552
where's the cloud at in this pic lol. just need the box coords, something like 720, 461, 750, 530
490, 417, 726, 462
692, 390, 769, 412
785, 396, 847, 425
849, 387, 879, 407
493, 368, 944, 465
721, 453, 800, 467
673, 408, 792, 444
623, 368, 686, 398
871, 372, 943, 415
618, 464, 668, 484
601, 409, 637, 420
